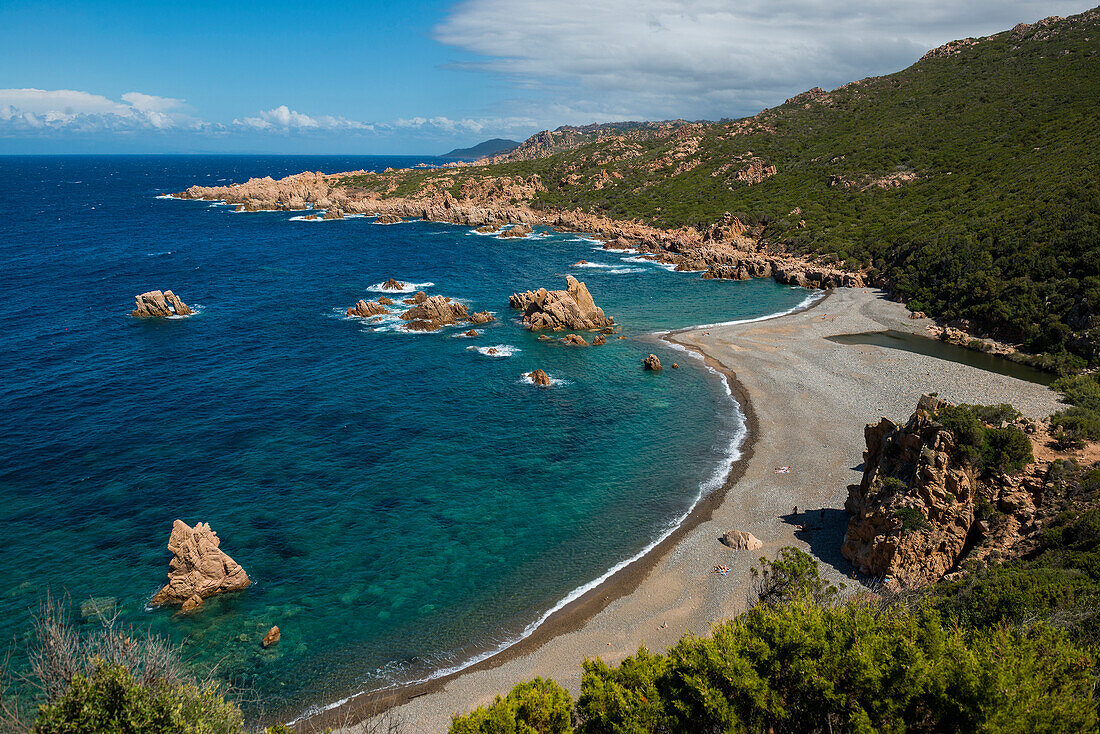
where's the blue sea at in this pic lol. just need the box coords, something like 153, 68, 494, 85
0, 155, 814, 720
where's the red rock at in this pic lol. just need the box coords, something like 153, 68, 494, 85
150, 520, 250, 607
132, 290, 193, 318
346, 299, 388, 317
562, 334, 588, 346
528, 369, 552, 386
643, 354, 662, 370
592, 334, 606, 346
509, 276, 614, 331
381, 278, 405, 291
262, 626, 281, 648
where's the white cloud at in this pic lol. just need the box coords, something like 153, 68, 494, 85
0, 88, 206, 132
233, 105, 374, 132
435, 0, 1094, 120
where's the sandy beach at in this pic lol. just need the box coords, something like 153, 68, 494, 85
332, 287, 1061, 733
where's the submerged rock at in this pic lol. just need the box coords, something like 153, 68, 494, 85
131, 290, 193, 318
509, 276, 614, 331
643, 354, 662, 370
150, 520, 250, 609
262, 626, 281, 648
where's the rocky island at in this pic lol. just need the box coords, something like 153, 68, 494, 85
150, 520, 250, 612
509, 276, 613, 332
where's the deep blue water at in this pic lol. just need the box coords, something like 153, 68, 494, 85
0, 155, 813, 719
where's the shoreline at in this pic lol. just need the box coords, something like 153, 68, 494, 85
296, 293, 834, 731
322, 287, 1060, 733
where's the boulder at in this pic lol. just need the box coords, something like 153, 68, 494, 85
529, 369, 552, 387
401, 295, 469, 331
404, 291, 429, 305
562, 334, 588, 346
375, 214, 402, 224
469, 311, 494, 324
262, 626, 281, 648
381, 278, 406, 291
509, 276, 615, 331
132, 290, 193, 318
323, 207, 345, 220
592, 334, 606, 346
476, 224, 499, 233
643, 354, 662, 370
378, 296, 395, 306
672, 363, 679, 368
720, 530, 762, 550
346, 299, 387, 317
487, 347, 499, 355
500, 223, 533, 238
463, 329, 479, 337
150, 520, 250, 608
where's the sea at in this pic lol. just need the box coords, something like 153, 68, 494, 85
0, 155, 815, 720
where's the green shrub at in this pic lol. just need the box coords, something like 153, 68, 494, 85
749, 547, 840, 607
450, 677, 574, 734
935, 403, 1033, 476
576, 650, 668, 734
894, 506, 931, 532
31, 660, 243, 734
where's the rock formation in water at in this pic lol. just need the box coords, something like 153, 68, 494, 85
323, 207, 345, 220
509, 276, 614, 331
643, 354, 662, 370
469, 311, 494, 324
476, 224, 499, 233
346, 299, 388, 317
262, 626, 281, 648
375, 214, 402, 224
562, 333, 588, 346
378, 296, 395, 306
401, 295, 470, 331
500, 223, 533, 238
528, 369, 552, 386
720, 530, 762, 550
381, 278, 405, 291
131, 290, 193, 318
592, 334, 606, 346
150, 520, 250, 611
404, 291, 428, 305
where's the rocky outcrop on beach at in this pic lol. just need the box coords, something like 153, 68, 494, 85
500, 223, 533, 238
346, 299, 388, 318
131, 290, 193, 318
841, 395, 1046, 589
720, 530, 762, 550
643, 354, 662, 371
150, 520, 250, 611
528, 369, 552, 387
509, 276, 614, 331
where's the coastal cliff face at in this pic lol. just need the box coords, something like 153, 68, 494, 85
842, 395, 1049, 589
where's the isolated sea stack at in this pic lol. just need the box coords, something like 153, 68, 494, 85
150, 520, 250, 611
509, 275, 614, 331
643, 354, 663, 370
131, 290, 193, 318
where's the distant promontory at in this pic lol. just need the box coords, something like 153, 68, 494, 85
440, 138, 520, 160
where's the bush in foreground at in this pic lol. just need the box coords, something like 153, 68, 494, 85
449, 677, 574, 734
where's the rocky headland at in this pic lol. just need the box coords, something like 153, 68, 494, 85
173, 172, 863, 293
150, 520, 250, 611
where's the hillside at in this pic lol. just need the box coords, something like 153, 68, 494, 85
338, 8, 1100, 369
440, 138, 521, 160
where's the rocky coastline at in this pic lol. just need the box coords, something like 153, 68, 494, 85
174, 171, 864, 293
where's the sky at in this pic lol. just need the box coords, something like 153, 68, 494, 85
0, 0, 1093, 154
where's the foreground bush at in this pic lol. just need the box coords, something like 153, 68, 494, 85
32, 660, 243, 734
451, 550, 1099, 734
449, 677, 574, 734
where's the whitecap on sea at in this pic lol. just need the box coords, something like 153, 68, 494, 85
466, 344, 520, 357
365, 280, 434, 294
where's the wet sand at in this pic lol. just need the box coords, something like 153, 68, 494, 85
335, 288, 1060, 733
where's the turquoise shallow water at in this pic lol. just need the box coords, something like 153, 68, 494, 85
0, 155, 813, 719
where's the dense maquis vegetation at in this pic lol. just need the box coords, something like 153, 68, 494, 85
342, 9, 1100, 368
1050, 372, 1100, 447
447, 549, 1100, 733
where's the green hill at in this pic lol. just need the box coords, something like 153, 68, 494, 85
440, 138, 521, 160
345, 8, 1100, 369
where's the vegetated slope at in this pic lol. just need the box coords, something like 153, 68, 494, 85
480, 120, 693, 163
344, 8, 1100, 368
440, 138, 521, 160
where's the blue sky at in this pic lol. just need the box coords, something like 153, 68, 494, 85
0, 0, 1092, 154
